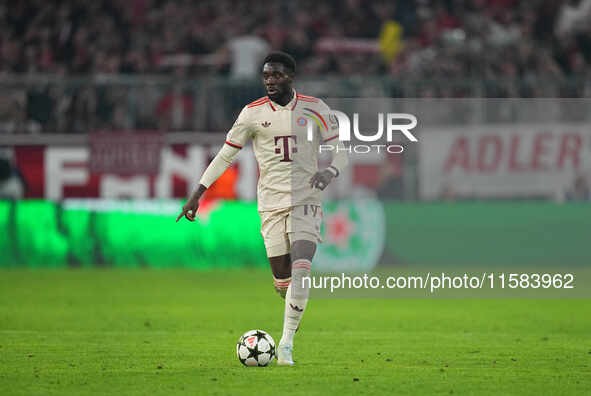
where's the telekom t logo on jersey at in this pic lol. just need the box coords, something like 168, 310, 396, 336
306, 110, 419, 154
274, 135, 298, 162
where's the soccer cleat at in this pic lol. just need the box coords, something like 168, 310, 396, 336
277, 344, 294, 366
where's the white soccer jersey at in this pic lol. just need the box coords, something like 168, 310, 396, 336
225, 90, 340, 211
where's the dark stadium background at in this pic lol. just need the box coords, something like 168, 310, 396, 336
0, 1, 590, 395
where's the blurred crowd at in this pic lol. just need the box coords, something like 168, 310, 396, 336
2, 0, 590, 78
1, 0, 591, 133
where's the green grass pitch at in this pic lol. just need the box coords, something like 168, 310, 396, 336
0, 269, 590, 395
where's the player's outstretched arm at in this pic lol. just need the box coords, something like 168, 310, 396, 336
176, 184, 206, 222
176, 143, 241, 222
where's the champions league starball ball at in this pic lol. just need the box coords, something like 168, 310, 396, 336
236, 330, 276, 367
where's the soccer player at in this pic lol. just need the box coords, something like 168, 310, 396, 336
176, 51, 348, 366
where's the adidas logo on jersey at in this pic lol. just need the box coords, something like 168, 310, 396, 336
262, 121, 271, 127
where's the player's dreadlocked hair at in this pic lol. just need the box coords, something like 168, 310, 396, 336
263, 51, 296, 74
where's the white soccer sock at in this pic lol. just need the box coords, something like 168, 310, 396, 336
280, 259, 311, 346
273, 277, 291, 299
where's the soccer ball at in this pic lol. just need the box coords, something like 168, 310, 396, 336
236, 329, 276, 366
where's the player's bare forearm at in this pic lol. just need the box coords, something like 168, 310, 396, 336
310, 140, 348, 191
190, 184, 207, 202
176, 184, 207, 222
176, 141, 242, 223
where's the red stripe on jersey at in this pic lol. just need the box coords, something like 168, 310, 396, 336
225, 141, 243, 149
291, 95, 299, 110
298, 95, 318, 102
268, 101, 276, 111
297, 94, 319, 102
297, 97, 319, 102
324, 134, 339, 142
248, 96, 269, 106
297, 99, 319, 104
247, 99, 269, 108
